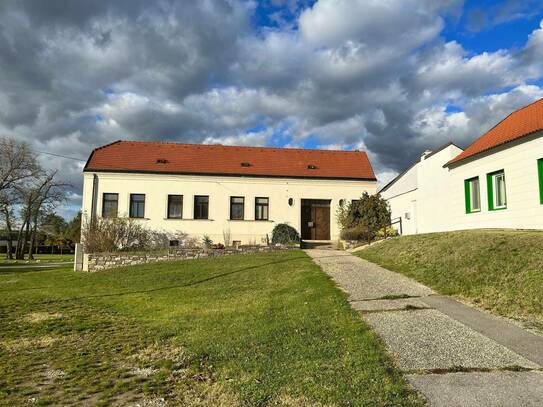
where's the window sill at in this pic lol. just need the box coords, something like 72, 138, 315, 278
490, 207, 507, 211
129, 217, 150, 220
163, 218, 214, 221
467, 209, 481, 214
228, 219, 274, 222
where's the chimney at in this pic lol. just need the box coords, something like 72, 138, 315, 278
420, 150, 432, 161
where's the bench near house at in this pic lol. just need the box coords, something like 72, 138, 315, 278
81, 141, 377, 245
382, 98, 543, 234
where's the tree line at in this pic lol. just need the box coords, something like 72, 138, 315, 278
0, 137, 73, 259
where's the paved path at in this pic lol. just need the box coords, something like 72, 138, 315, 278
306, 249, 543, 407
0, 262, 71, 270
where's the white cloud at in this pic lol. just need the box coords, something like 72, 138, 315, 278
1, 0, 543, 218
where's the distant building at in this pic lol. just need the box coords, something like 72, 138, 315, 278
381, 98, 543, 234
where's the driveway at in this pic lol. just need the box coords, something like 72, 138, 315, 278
306, 249, 543, 407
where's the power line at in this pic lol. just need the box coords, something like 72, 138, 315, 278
0, 141, 87, 162
34, 149, 86, 162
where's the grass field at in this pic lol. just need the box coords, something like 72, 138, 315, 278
0, 250, 422, 406
357, 230, 543, 332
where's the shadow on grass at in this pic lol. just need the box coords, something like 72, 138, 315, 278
2, 255, 309, 304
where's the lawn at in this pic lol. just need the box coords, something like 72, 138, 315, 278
0, 250, 422, 406
357, 230, 543, 331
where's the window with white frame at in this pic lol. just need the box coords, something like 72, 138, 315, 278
487, 170, 507, 210
464, 177, 480, 213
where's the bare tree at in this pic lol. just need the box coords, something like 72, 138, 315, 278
0, 137, 38, 194
14, 170, 67, 259
0, 191, 17, 259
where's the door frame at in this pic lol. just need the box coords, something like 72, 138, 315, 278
300, 199, 331, 240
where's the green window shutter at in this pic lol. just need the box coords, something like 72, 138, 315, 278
464, 179, 471, 214
539, 159, 543, 205
487, 173, 494, 211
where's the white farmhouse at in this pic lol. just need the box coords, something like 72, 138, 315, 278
81, 141, 377, 245
382, 98, 543, 234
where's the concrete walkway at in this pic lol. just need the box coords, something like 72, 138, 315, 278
0, 262, 72, 270
306, 249, 543, 407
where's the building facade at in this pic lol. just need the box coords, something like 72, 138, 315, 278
382, 99, 543, 234
81, 141, 377, 245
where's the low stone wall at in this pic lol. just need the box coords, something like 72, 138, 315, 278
82, 245, 296, 272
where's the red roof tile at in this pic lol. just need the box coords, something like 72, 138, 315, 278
84, 141, 376, 181
447, 98, 543, 166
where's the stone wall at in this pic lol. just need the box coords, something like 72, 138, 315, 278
82, 245, 296, 272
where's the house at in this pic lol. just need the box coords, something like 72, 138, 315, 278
81, 141, 377, 245
380, 143, 463, 235
382, 98, 543, 234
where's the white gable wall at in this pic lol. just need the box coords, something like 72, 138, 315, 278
382, 144, 463, 235
380, 165, 418, 235
417, 144, 464, 233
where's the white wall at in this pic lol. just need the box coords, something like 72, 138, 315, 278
417, 145, 464, 233
381, 144, 463, 235
382, 135, 543, 234
380, 163, 418, 235
448, 133, 543, 230
81, 172, 376, 244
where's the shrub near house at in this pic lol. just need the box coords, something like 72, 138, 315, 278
337, 192, 391, 244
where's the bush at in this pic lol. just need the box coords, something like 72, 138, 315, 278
340, 225, 376, 243
336, 192, 391, 244
376, 226, 399, 239
81, 216, 188, 253
271, 223, 300, 245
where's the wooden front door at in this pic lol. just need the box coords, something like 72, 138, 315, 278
301, 200, 331, 240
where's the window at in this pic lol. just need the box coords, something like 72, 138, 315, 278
230, 196, 245, 220
464, 177, 480, 214
129, 194, 145, 218
487, 170, 507, 210
167, 195, 183, 219
194, 195, 209, 219
255, 197, 269, 220
539, 159, 543, 204
102, 193, 118, 218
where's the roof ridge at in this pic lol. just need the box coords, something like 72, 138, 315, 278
114, 140, 365, 154
446, 97, 543, 166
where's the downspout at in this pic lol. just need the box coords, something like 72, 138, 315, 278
90, 173, 99, 222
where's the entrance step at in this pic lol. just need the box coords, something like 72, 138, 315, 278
301, 240, 337, 250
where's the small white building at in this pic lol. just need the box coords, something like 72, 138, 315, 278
81, 141, 377, 245
382, 98, 543, 234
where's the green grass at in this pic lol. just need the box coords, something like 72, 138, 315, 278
357, 230, 543, 330
0, 251, 422, 406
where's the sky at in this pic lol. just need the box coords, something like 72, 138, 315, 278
1, 0, 543, 219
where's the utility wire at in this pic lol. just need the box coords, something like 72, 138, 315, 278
0, 140, 87, 162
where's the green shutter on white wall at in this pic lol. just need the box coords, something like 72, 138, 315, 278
538, 159, 543, 205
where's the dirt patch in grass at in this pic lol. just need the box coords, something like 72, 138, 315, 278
0, 335, 61, 352
0, 302, 235, 407
24, 312, 64, 323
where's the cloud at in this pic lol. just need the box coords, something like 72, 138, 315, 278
1, 0, 543, 218
466, 0, 543, 32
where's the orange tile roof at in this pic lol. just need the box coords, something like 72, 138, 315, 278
84, 140, 376, 181
447, 98, 543, 166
